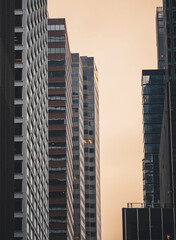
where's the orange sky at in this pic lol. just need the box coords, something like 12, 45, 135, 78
48, 0, 162, 239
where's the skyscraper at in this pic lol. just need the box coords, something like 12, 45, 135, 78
72, 53, 86, 240
48, 18, 74, 240
14, 0, 49, 239
142, 69, 165, 207
141, 7, 166, 207
159, 0, 176, 209
81, 56, 101, 240
122, 4, 176, 239
0, 0, 14, 239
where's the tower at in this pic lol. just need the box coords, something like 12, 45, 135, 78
48, 18, 74, 240
81, 56, 101, 240
72, 53, 86, 240
14, 0, 49, 239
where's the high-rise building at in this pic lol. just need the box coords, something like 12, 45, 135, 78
14, 0, 49, 239
48, 18, 74, 240
81, 56, 101, 240
0, 0, 14, 239
72, 53, 86, 240
141, 7, 166, 208
156, 7, 165, 69
142, 69, 165, 207
159, 0, 176, 209
122, 4, 174, 240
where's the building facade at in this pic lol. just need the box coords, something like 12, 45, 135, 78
122, 206, 174, 240
142, 69, 165, 207
81, 56, 101, 240
0, 0, 14, 239
72, 53, 86, 240
156, 7, 165, 69
159, 0, 176, 208
48, 18, 74, 240
163, 0, 176, 81
14, 0, 49, 239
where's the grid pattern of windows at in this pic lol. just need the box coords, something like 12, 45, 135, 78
72, 53, 85, 240
142, 70, 165, 207
14, 1, 48, 239
48, 19, 74, 240
81, 57, 101, 240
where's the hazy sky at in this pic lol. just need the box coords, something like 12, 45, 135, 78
48, 0, 162, 239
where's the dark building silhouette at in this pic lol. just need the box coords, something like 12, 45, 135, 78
48, 18, 74, 240
142, 69, 165, 207
159, 0, 176, 209
122, 206, 174, 240
0, 0, 14, 239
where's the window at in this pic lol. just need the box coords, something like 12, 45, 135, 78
89, 149, 94, 153
49, 191, 66, 198
15, 123, 22, 136
49, 179, 66, 186
14, 161, 22, 173
15, 142, 22, 155
14, 179, 22, 193
15, 87, 22, 99
15, 105, 22, 117
48, 59, 65, 66
48, 36, 65, 42
48, 48, 65, 54
14, 198, 22, 212
14, 217, 22, 231
48, 71, 65, 78
15, 51, 22, 62
14, 32, 22, 45
49, 130, 66, 137
15, 68, 22, 81
15, 0, 22, 9
48, 106, 66, 113
48, 82, 65, 89
48, 24, 65, 31
15, 15, 22, 27
48, 95, 65, 101
49, 119, 65, 125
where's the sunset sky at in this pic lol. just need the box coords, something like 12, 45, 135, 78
48, 0, 162, 239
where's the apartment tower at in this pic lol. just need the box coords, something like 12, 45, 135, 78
81, 57, 101, 240
72, 53, 86, 240
14, 0, 49, 239
48, 19, 74, 240
0, 0, 14, 239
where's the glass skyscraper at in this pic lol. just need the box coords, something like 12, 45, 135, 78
14, 0, 49, 239
142, 69, 165, 207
